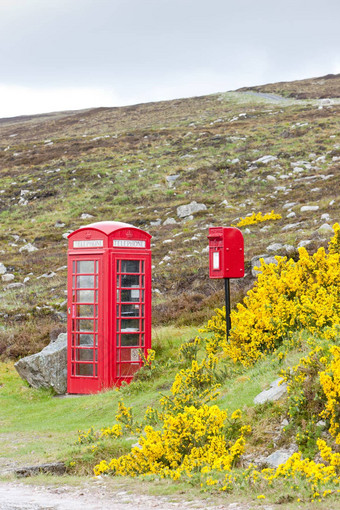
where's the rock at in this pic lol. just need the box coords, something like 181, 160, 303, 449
266, 243, 283, 253
281, 223, 300, 231
254, 155, 278, 165
266, 175, 276, 181
254, 378, 287, 404
231, 158, 240, 164
318, 223, 333, 234
251, 254, 278, 277
15, 462, 66, 478
62, 231, 73, 239
54, 221, 65, 228
281, 418, 289, 427
316, 420, 326, 428
165, 174, 180, 188
1, 273, 15, 282
163, 217, 177, 226
300, 205, 319, 212
298, 240, 311, 248
80, 213, 94, 220
37, 271, 57, 279
283, 202, 296, 209
201, 246, 209, 253
0, 263, 6, 275
15, 333, 67, 394
150, 219, 161, 226
286, 211, 296, 218
265, 449, 292, 468
19, 243, 38, 253
177, 201, 207, 218
283, 244, 295, 255
5, 282, 24, 290
321, 213, 331, 221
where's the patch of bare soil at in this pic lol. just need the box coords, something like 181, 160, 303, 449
0, 482, 253, 510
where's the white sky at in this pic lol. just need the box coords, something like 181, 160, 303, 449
0, 0, 339, 118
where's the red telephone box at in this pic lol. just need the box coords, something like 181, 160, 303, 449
208, 227, 244, 279
67, 221, 152, 394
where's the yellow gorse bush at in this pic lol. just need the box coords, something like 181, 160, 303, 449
235, 210, 282, 228
201, 224, 340, 366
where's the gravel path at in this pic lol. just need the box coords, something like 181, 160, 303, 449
0, 482, 255, 510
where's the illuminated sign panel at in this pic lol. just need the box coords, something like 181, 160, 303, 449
113, 240, 146, 248
73, 240, 103, 248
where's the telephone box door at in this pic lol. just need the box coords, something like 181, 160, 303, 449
113, 254, 151, 384
67, 256, 104, 394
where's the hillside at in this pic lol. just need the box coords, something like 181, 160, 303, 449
0, 74, 339, 358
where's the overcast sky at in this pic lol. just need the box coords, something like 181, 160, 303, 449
0, 0, 339, 118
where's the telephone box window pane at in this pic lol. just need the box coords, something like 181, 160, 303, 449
116, 364, 120, 376
116, 276, 120, 288
117, 289, 120, 302
77, 319, 94, 332
121, 260, 139, 273
120, 364, 140, 376
141, 261, 145, 273
121, 334, 140, 346
121, 304, 140, 317
76, 290, 95, 303
76, 275, 94, 288
121, 275, 139, 288
76, 349, 94, 361
77, 261, 95, 274
116, 260, 120, 272
78, 334, 94, 346
77, 305, 95, 317
76, 364, 94, 376
121, 319, 139, 331
121, 289, 140, 302
116, 334, 120, 346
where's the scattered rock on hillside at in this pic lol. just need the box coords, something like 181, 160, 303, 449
37, 271, 57, 279
80, 213, 94, 219
15, 333, 67, 394
5, 282, 24, 290
318, 223, 333, 234
254, 378, 287, 404
0, 263, 6, 275
298, 240, 311, 248
266, 243, 283, 252
54, 221, 65, 228
300, 205, 319, 212
163, 217, 177, 225
19, 243, 38, 253
165, 174, 180, 188
251, 254, 278, 276
1, 273, 14, 282
265, 448, 296, 468
254, 155, 278, 165
177, 201, 207, 218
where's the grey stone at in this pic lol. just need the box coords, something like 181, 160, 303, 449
19, 243, 38, 253
321, 213, 331, 221
163, 217, 177, 226
318, 223, 333, 234
300, 205, 319, 212
0, 263, 6, 275
15, 462, 66, 478
37, 271, 57, 279
266, 175, 276, 181
265, 449, 292, 468
283, 244, 295, 255
283, 202, 296, 209
15, 333, 67, 394
177, 201, 207, 218
54, 221, 65, 228
254, 378, 287, 404
5, 282, 24, 290
281, 222, 300, 231
165, 174, 180, 187
80, 213, 94, 219
150, 219, 161, 226
1, 273, 15, 282
251, 254, 278, 277
286, 211, 296, 218
298, 240, 311, 248
254, 155, 278, 165
266, 243, 283, 252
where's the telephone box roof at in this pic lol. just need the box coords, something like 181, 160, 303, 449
68, 221, 151, 238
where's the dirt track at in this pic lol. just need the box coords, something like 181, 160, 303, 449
0, 482, 256, 510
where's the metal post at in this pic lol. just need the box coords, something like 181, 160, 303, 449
224, 278, 231, 340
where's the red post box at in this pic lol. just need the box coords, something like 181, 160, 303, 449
208, 227, 244, 339
208, 227, 244, 279
67, 221, 152, 394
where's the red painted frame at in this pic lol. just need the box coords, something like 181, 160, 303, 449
67, 222, 152, 394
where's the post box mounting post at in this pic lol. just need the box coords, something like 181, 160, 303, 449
224, 277, 231, 340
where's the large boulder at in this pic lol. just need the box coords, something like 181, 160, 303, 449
15, 333, 67, 394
